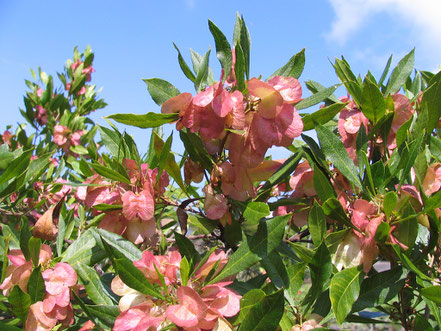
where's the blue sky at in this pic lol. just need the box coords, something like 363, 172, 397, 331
1, 0, 440, 154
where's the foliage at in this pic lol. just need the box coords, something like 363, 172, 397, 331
1, 14, 441, 331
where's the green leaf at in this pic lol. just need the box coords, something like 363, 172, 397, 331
303, 242, 332, 310
361, 77, 386, 123
238, 289, 284, 331
187, 214, 218, 235
173, 42, 196, 82
378, 54, 393, 87
98, 125, 124, 160
208, 19, 232, 81
322, 197, 353, 229
375, 222, 391, 243
209, 215, 289, 284
352, 267, 405, 312
114, 257, 164, 299
316, 124, 363, 189
62, 229, 106, 266
28, 237, 41, 267
94, 228, 142, 261
260, 152, 303, 191
0, 150, 32, 188
313, 166, 336, 202
309, 201, 326, 246
260, 251, 289, 290
305, 80, 341, 103
421, 286, 441, 305
180, 129, 213, 171
153, 132, 187, 194
384, 49, 415, 96
107, 112, 179, 128
397, 204, 418, 251
414, 315, 435, 331
8, 285, 31, 321
384, 192, 397, 219
28, 266, 45, 303
19, 217, 31, 261
143, 78, 180, 106
180, 256, 190, 286
75, 262, 114, 305
301, 102, 347, 131
243, 202, 270, 224
288, 242, 315, 264
270, 48, 305, 79
89, 162, 131, 184
392, 245, 432, 281
0, 322, 21, 331
194, 48, 211, 92
85, 305, 119, 329
330, 266, 364, 325
296, 84, 339, 110
234, 43, 246, 91
417, 71, 441, 137
233, 13, 251, 79
285, 262, 307, 305
333, 58, 363, 106
175, 232, 200, 268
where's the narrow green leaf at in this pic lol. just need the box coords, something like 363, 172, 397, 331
194, 48, 211, 92
352, 267, 405, 312
260, 152, 303, 191
62, 229, 106, 266
308, 202, 326, 246
107, 112, 179, 128
392, 245, 432, 281
179, 129, 213, 171
243, 202, 270, 224
114, 257, 164, 299
0, 150, 32, 187
85, 305, 119, 329
98, 125, 123, 160
173, 42, 196, 82
384, 192, 397, 219
270, 48, 305, 79
261, 251, 289, 290
305, 80, 341, 103
301, 102, 347, 131
75, 262, 114, 305
414, 315, 436, 331
374, 222, 391, 243
384, 49, 415, 96
28, 237, 41, 267
316, 124, 363, 189
209, 215, 289, 284
19, 217, 31, 261
28, 266, 45, 303
8, 285, 31, 321
143, 78, 180, 106
208, 19, 232, 81
287, 242, 315, 264
238, 289, 284, 331
330, 266, 364, 325
180, 256, 190, 286
362, 77, 386, 123
421, 286, 441, 305
94, 228, 142, 261
89, 163, 131, 184
378, 54, 393, 87
296, 84, 339, 110
234, 43, 246, 91
175, 232, 200, 268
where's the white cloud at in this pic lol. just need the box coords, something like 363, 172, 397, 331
325, 0, 441, 69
